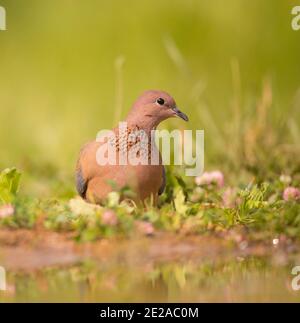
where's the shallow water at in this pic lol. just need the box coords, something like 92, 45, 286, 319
1, 232, 300, 302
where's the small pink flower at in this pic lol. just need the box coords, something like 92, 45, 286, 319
195, 170, 224, 188
211, 171, 224, 188
0, 204, 14, 219
135, 221, 154, 235
195, 172, 211, 186
283, 187, 300, 201
102, 210, 118, 226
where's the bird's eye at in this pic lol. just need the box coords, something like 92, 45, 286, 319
156, 98, 165, 106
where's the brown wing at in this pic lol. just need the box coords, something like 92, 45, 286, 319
75, 143, 91, 199
158, 166, 166, 195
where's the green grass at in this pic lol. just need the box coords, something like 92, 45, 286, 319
0, 0, 299, 242
0, 164, 299, 243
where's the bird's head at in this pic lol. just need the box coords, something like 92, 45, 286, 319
126, 90, 188, 129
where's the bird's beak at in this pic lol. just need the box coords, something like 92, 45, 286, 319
173, 106, 189, 122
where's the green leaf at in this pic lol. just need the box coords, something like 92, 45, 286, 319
174, 187, 188, 216
175, 175, 187, 190
107, 191, 120, 208
0, 168, 22, 204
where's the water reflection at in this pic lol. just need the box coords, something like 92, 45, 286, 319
1, 257, 300, 302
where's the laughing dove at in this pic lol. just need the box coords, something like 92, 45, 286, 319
76, 90, 188, 205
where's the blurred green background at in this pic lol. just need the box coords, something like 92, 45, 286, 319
0, 0, 299, 197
